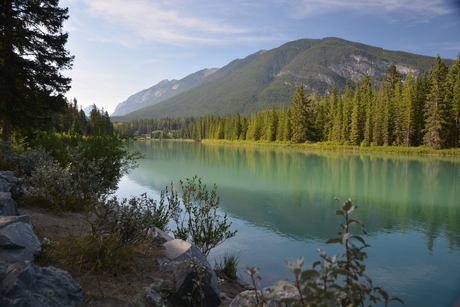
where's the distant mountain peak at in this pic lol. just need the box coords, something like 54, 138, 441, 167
110, 68, 218, 116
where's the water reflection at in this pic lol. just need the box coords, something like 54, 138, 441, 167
123, 141, 460, 307
128, 140, 460, 250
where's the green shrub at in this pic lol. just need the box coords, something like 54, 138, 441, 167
89, 193, 172, 245
165, 176, 237, 257
1, 133, 141, 211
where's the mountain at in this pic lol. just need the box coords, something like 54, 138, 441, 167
112, 37, 454, 121
110, 68, 219, 116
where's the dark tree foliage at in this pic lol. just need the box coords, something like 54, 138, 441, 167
290, 86, 314, 143
50, 101, 113, 137
0, 0, 73, 142
423, 56, 450, 149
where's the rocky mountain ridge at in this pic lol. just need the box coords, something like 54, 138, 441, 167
111, 37, 453, 121
111, 68, 219, 116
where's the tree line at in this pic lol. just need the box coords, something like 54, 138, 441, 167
51, 99, 114, 137
117, 54, 460, 149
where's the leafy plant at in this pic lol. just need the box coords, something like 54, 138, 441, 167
243, 197, 404, 307
181, 258, 212, 307
165, 176, 237, 257
89, 193, 172, 245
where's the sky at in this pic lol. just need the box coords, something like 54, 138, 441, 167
60, 0, 460, 115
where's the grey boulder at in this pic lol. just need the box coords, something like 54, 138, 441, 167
0, 215, 41, 264
0, 260, 83, 307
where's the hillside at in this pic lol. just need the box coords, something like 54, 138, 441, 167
111, 68, 218, 116
112, 37, 453, 121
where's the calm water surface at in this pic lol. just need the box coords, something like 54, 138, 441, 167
117, 141, 460, 307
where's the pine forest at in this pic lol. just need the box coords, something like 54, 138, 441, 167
115, 54, 460, 150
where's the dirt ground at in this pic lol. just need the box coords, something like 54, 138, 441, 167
18, 204, 248, 307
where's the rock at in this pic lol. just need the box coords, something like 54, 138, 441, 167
144, 286, 162, 306
152, 227, 174, 243
171, 259, 221, 307
0, 171, 83, 307
0, 179, 10, 192
0, 196, 19, 216
230, 283, 299, 307
0, 260, 83, 307
0, 215, 31, 229
220, 292, 230, 301
0, 171, 24, 198
162, 239, 221, 307
0, 215, 41, 264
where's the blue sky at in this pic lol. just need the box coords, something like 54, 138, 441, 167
60, 0, 460, 115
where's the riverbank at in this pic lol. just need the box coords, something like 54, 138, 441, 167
134, 138, 460, 156
19, 204, 246, 306
200, 139, 460, 156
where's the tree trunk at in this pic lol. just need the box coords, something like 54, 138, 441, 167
1, 117, 12, 142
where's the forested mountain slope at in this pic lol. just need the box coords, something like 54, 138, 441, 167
112, 37, 453, 121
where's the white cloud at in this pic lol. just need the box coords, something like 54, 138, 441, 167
67, 0, 266, 46
281, 0, 453, 20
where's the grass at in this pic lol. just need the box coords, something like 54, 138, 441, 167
214, 251, 242, 280
201, 139, 460, 156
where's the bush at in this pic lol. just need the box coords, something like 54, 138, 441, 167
243, 198, 404, 307
89, 193, 173, 245
1, 133, 141, 211
30, 133, 142, 197
42, 193, 175, 276
165, 176, 237, 257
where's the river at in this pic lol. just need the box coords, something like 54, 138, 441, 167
116, 140, 460, 307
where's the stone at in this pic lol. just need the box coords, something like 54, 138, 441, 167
171, 259, 221, 307
0, 215, 31, 229
0, 217, 41, 264
230, 284, 299, 307
144, 286, 162, 306
0, 260, 83, 307
0, 171, 24, 198
163, 239, 193, 260
162, 238, 221, 307
152, 227, 174, 243
220, 292, 230, 301
0, 179, 10, 193
0, 197, 19, 216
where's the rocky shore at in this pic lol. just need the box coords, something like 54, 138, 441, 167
0, 171, 261, 307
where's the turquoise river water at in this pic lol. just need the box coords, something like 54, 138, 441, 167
116, 140, 460, 307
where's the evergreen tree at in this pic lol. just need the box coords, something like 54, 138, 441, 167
446, 53, 460, 147
340, 83, 353, 143
350, 83, 363, 145
412, 73, 428, 146
233, 113, 242, 140
400, 71, 415, 146
266, 104, 278, 141
1, 0, 74, 142
372, 85, 386, 145
381, 65, 401, 145
423, 56, 450, 149
393, 81, 404, 145
361, 75, 373, 145
290, 86, 314, 143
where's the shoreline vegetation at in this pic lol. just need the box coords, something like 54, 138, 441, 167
134, 138, 460, 157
